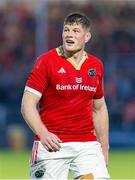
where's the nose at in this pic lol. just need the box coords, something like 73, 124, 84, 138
66, 30, 74, 37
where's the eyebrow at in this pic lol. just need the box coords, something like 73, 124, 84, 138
64, 25, 81, 29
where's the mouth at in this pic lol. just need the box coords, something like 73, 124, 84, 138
65, 39, 75, 45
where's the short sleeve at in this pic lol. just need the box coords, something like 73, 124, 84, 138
93, 62, 104, 99
25, 55, 49, 96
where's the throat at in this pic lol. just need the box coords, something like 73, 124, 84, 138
67, 51, 88, 70
72, 54, 84, 65
57, 46, 88, 70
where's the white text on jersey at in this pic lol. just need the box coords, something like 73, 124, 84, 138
56, 84, 97, 92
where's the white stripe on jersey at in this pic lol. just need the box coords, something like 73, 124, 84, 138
31, 141, 39, 164
24, 86, 42, 97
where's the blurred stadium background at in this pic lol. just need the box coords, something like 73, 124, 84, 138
0, 0, 135, 179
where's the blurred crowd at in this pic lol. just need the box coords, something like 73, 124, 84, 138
0, 0, 135, 135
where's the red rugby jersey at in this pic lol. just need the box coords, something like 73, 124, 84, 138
25, 47, 104, 142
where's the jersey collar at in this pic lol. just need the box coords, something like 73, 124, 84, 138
56, 46, 88, 70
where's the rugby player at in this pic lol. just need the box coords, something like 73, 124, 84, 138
21, 12, 110, 179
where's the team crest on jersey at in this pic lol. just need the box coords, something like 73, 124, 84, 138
75, 77, 82, 83
35, 166, 46, 178
88, 69, 96, 77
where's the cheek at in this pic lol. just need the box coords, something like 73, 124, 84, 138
62, 33, 66, 40
76, 36, 86, 45
62, 34, 64, 40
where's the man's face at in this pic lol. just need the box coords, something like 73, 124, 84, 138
62, 23, 90, 53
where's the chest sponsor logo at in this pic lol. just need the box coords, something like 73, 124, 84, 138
56, 84, 96, 92
88, 69, 96, 76
57, 67, 66, 73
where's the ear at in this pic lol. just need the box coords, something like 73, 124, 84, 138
85, 32, 91, 43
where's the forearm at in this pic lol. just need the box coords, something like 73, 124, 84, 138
93, 98, 109, 165
22, 106, 48, 138
93, 102, 109, 147
21, 92, 62, 152
21, 92, 48, 139
100, 103, 109, 150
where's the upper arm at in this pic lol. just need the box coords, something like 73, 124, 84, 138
93, 61, 104, 99
93, 96, 106, 112
21, 91, 41, 113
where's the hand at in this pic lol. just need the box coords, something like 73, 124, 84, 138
40, 131, 62, 152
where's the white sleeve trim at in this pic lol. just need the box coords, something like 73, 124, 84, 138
24, 86, 42, 98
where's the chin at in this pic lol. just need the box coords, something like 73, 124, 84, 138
65, 46, 79, 53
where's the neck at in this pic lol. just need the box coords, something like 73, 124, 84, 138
61, 46, 85, 64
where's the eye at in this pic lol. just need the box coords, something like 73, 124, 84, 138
73, 29, 80, 33
63, 29, 69, 32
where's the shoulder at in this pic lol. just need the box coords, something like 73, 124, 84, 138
31, 48, 57, 72
87, 53, 104, 70
36, 48, 57, 64
86, 53, 104, 75
87, 53, 103, 67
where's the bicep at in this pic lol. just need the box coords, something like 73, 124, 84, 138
21, 91, 41, 112
93, 96, 105, 112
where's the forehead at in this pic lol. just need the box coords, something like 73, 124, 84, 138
63, 22, 84, 29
